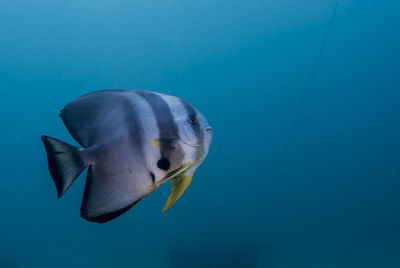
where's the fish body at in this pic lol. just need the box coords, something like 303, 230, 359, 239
41, 90, 212, 223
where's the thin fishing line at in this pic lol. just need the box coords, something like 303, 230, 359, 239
254, 0, 340, 236
270, 0, 340, 184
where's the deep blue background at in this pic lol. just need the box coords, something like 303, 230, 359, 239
1, 0, 400, 267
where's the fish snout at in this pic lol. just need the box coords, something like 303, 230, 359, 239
203, 125, 213, 151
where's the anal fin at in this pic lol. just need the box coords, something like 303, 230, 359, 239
161, 174, 193, 213
81, 166, 154, 223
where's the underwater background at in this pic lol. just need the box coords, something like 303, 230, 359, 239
1, 0, 400, 267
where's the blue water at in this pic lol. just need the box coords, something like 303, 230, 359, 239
1, 0, 400, 267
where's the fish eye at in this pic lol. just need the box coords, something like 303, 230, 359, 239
188, 116, 198, 125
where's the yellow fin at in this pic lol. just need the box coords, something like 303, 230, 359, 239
155, 160, 196, 186
149, 138, 178, 151
161, 174, 193, 213
149, 138, 161, 151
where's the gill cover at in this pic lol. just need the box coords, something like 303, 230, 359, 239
175, 117, 201, 147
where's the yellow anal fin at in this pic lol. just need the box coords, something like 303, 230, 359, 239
161, 174, 193, 213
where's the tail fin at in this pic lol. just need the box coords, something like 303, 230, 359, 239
41, 136, 87, 198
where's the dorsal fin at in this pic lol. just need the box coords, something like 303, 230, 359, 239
60, 90, 132, 148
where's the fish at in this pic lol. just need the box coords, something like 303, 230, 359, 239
41, 90, 213, 223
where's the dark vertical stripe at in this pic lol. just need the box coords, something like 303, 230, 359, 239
135, 90, 180, 159
180, 99, 204, 143
122, 97, 144, 160
180, 99, 205, 160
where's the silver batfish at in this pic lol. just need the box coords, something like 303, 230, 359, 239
41, 90, 213, 223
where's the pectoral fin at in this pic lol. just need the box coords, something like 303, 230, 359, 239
148, 138, 177, 152
161, 174, 193, 213
149, 138, 161, 151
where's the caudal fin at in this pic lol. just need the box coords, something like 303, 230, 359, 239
41, 136, 87, 198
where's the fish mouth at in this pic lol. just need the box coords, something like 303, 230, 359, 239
205, 126, 213, 132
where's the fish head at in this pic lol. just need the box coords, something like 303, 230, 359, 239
144, 92, 213, 212
174, 107, 213, 163
148, 93, 213, 176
